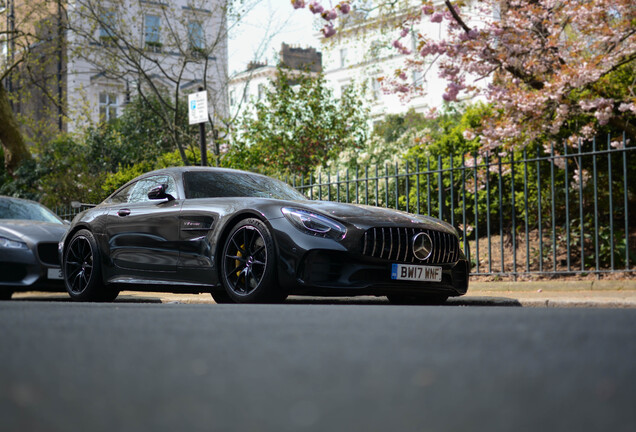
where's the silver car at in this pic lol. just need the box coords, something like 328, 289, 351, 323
0, 196, 68, 300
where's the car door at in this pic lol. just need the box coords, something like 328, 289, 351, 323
105, 175, 182, 273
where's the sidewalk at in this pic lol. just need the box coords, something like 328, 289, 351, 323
10, 280, 636, 308
456, 279, 636, 308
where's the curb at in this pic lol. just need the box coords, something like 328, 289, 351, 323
468, 279, 636, 292
451, 296, 636, 309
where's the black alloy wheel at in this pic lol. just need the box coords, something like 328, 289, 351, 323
64, 229, 118, 302
219, 218, 284, 303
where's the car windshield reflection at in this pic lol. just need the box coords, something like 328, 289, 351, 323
184, 171, 307, 201
0, 198, 64, 224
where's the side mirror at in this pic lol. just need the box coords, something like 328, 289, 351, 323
148, 184, 175, 201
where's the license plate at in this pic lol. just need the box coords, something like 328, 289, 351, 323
47, 268, 63, 280
391, 264, 442, 282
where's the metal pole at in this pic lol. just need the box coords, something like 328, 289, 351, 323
593, 137, 599, 273
607, 135, 614, 271
511, 152, 516, 277
523, 149, 529, 273
498, 156, 504, 274
474, 152, 480, 274
450, 153, 455, 228
416, 158, 421, 215
550, 143, 557, 271
198, 87, 207, 166
564, 142, 571, 272
623, 132, 629, 270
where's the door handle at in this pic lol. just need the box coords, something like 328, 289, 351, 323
117, 209, 131, 217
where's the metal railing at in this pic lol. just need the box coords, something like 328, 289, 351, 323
289, 135, 635, 279
54, 204, 94, 222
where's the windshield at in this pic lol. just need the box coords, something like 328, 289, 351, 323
184, 171, 308, 201
0, 198, 64, 224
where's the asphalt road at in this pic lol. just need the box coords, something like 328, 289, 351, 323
1, 301, 635, 432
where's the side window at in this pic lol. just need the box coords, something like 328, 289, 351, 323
109, 182, 136, 204
128, 175, 177, 203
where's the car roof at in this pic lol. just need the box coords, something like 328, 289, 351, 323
141, 166, 263, 177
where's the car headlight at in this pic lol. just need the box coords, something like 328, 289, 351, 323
282, 208, 347, 241
0, 236, 27, 249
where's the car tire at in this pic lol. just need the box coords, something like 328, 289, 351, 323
387, 293, 448, 305
210, 290, 233, 304
64, 229, 119, 302
220, 218, 286, 303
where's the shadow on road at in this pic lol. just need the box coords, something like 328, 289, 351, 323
7, 293, 523, 307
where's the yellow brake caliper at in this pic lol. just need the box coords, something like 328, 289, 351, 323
236, 245, 245, 277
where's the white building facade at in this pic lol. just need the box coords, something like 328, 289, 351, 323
66, 0, 228, 132
320, 1, 483, 122
228, 43, 322, 121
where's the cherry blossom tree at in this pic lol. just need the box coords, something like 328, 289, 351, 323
293, 0, 636, 150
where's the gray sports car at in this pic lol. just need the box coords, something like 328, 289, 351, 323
59, 167, 469, 304
0, 196, 68, 299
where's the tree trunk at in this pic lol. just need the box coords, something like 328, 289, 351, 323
0, 80, 31, 175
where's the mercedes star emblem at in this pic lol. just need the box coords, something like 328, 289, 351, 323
412, 232, 433, 261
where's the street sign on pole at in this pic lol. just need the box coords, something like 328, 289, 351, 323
188, 91, 208, 125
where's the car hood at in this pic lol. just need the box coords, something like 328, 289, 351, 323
0, 220, 68, 243
292, 201, 458, 235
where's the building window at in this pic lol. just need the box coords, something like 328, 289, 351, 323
99, 11, 117, 40
412, 70, 423, 87
144, 15, 161, 51
243, 83, 250, 101
371, 78, 381, 100
339, 48, 348, 68
99, 93, 119, 122
257, 84, 266, 101
187, 21, 204, 52
369, 40, 382, 60
229, 90, 236, 106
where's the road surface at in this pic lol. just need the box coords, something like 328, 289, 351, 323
1, 301, 635, 431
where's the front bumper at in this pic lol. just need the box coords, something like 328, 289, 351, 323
0, 244, 64, 291
291, 250, 469, 297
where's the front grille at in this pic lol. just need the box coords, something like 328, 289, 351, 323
361, 227, 460, 264
37, 243, 60, 266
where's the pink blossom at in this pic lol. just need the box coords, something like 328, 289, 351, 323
422, 5, 434, 15
337, 2, 351, 14
399, 72, 407, 81
610, 140, 625, 149
400, 27, 409, 38
309, 1, 323, 14
291, 0, 306, 10
442, 92, 456, 102
431, 12, 443, 23
321, 24, 336, 38
580, 125, 595, 137
425, 107, 438, 120
572, 168, 590, 189
322, 9, 338, 21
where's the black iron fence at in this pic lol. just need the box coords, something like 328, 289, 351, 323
54, 204, 93, 222
288, 135, 635, 279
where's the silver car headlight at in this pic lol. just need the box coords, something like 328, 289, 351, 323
0, 236, 27, 249
282, 208, 347, 241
